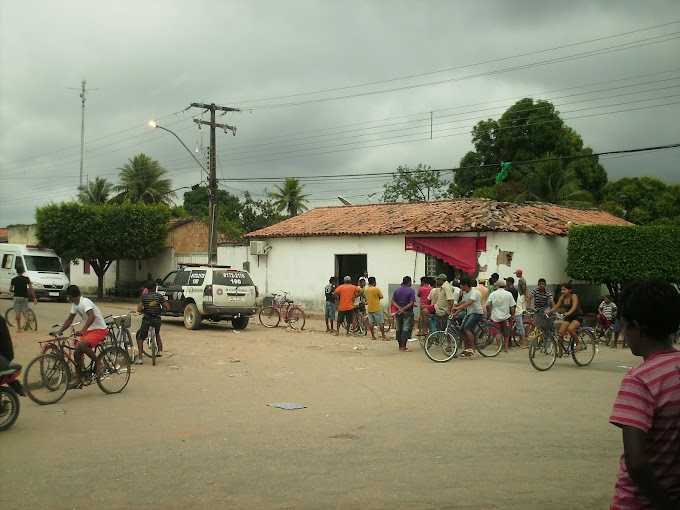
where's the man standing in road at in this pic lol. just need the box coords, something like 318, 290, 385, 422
391, 276, 416, 351
9, 266, 37, 333
487, 279, 516, 353
515, 269, 529, 301
365, 277, 387, 340
334, 276, 360, 336
324, 277, 338, 333
505, 276, 526, 348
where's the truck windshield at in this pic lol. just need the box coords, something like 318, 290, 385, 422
24, 255, 64, 273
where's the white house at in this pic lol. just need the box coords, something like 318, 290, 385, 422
222, 199, 631, 312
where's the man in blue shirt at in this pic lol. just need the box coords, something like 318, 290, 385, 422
391, 276, 416, 352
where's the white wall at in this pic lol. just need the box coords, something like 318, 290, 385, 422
69, 260, 117, 295
221, 233, 574, 312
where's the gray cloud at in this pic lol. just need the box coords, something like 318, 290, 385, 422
2, 0, 679, 225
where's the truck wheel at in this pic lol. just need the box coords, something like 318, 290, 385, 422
232, 316, 249, 330
183, 303, 202, 330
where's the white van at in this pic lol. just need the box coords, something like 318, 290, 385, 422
0, 244, 70, 300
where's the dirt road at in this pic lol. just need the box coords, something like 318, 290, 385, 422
1, 301, 642, 509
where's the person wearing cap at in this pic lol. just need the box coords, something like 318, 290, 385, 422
452, 277, 485, 357
391, 276, 416, 351
334, 276, 360, 336
433, 273, 459, 318
486, 278, 516, 353
515, 269, 529, 302
476, 276, 489, 314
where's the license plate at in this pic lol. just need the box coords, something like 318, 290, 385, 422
229, 296, 244, 301
49, 292, 59, 297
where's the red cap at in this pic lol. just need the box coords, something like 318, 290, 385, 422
514, 269, 523, 275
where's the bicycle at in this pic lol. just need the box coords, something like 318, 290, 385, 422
528, 313, 597, 371
23, 323, 131, 405
4, 304, 37, 331
594, 318, 615, 346
258, 292, 306, 330
423, 316, 501, 362
141, 317, 161, 366
104, 312, 137, 362
509, 311, 534, 347
342, 308, 367, 336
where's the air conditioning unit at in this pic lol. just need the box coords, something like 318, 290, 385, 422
249, 241, 270, 256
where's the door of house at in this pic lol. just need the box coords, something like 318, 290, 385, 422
335, 254, 367, 284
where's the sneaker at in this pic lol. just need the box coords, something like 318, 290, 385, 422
135, 359, 143, 365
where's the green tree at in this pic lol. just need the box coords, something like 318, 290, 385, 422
449, 99, 607, 199
517, 155, 593, 206
567, 225, 680, 300
240, 192, 285, 233
268, 178, 310, 216
36, 202, 170, 299
599, 177, 680, 225
382, 164, 449, 202
113, 154, 176, 205
182, 187, 244, 241
77, 177, 113, 204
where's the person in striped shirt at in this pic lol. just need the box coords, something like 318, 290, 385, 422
136, 280, 170, 364
609, 278, 680, 510
528, 278, 555, 313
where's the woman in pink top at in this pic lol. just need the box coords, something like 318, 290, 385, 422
417, 276, 435, 336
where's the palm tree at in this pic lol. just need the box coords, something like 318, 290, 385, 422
268, 177, 310, 216
516, 155, 593, 207
113, 154, 176, 205
77, 177, 113, 204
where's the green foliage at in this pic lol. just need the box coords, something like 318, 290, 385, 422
599, 177, 680, 225
268, 177, 310, 216
35, 202, 170, 298
516, 155, 593, 206
567, 225, 680, 298
382, 164, 449, 202
77, 177, 113, 204
240, 192, 286, 233
113, 153, 176, 205
450, 98, 607, 199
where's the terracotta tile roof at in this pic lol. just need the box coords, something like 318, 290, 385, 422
244, 199, 632, 238
0, 228, 7, 243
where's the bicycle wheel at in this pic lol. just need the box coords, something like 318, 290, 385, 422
424, 331, 457, 362
97, 346, 131, 394
122, 329, 136, 362
149, 329, 157, 365
24, 308, 37, 331
509, 324, 521, 348
382, 311, 391, 333
0, 386, 20, 431
288, 307, 306, 331
572, 329, 596, 367
4, 308, 15, 327
475, 323, 503, 357
604, 327, 614, 347
23, 354, 70, 405
529, 333, 557, 371
259, 306, 281, 328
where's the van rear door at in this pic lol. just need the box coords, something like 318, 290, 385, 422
212, 270, 256, 307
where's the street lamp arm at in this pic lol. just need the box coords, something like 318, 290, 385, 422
148, 121, 208, 176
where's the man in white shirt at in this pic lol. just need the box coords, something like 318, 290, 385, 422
486, 279, 516, 353
54, 285, 109, 388
452, 277, 485, 358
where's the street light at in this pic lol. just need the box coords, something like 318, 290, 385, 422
148, 120, 208, 175
149, 120, 216, 260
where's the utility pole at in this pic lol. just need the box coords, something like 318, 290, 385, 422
67, 79, 98, 186
189, 103, 240, 263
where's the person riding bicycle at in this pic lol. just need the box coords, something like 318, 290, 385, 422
136, 280, 170, 364
451, 277, 485, 357
547, 283, 583, 357
53, 285, 108, 388
598, 295, 617, 336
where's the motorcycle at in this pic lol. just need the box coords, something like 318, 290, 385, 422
0, 360, 24, 431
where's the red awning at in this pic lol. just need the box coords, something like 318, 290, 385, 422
405, 237, 485, 274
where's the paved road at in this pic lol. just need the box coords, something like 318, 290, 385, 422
1, 300, 648, 510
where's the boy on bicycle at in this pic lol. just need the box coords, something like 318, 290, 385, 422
136, 280, 170, 364
598, 295, 617, 335
53, 285, 108, 388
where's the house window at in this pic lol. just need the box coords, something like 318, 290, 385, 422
425, 254, 438, 277
84, 260, 91, 275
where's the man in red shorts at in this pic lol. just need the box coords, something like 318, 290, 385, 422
53, 285, 109, 388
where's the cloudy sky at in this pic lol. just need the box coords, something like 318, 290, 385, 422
1, 0, 679, 226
